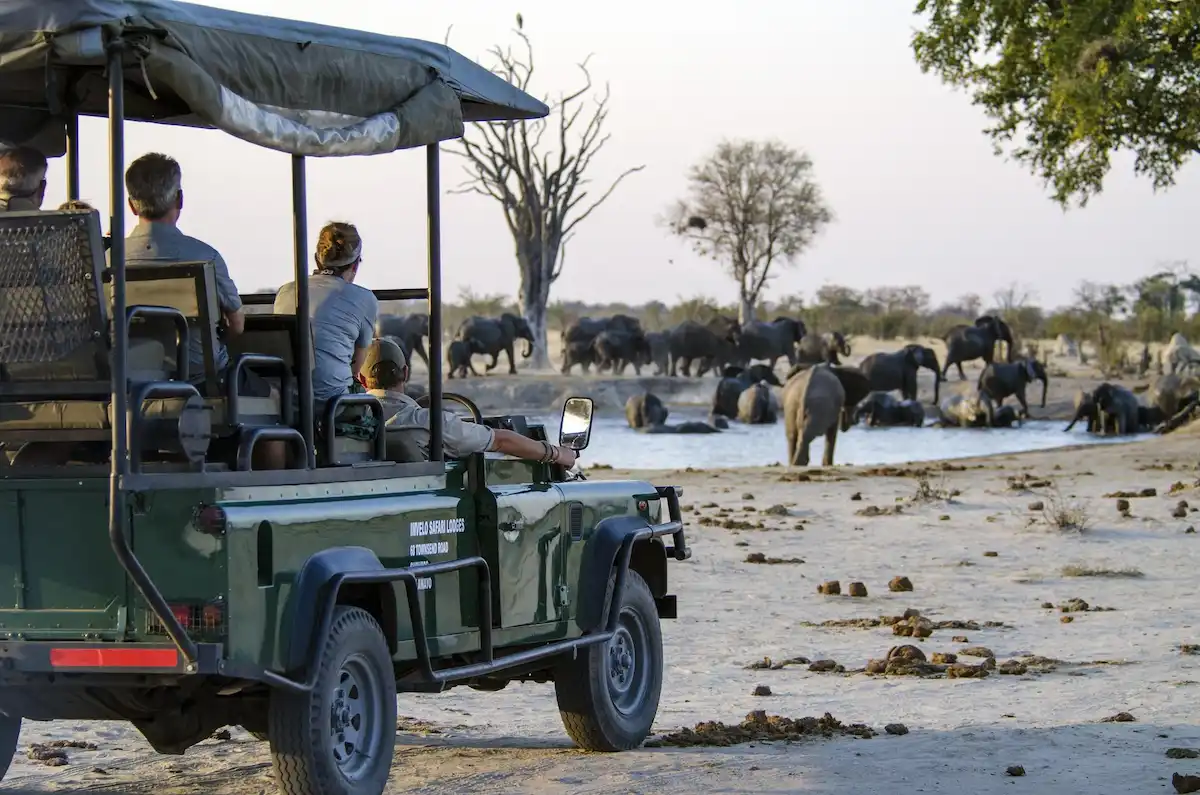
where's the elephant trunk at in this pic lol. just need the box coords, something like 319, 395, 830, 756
929, 364, 940, 405
979, 393, 995, 427
1041, 376, 1048, 408
522, 337, 533, 358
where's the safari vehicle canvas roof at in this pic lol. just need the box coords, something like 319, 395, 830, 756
0, 0, 549, 156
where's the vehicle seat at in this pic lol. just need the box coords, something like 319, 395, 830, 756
0, 210, 205, 465
121, 263, 285, 427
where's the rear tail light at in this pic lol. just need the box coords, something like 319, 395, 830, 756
147, 599, 225, 637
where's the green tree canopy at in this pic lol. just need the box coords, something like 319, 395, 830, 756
912, 0, 1200, 206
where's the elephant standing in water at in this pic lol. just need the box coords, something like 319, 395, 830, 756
859, 344, 942, 404
376, 313, 430, 368
1092, 383, 1140, 435
1064, 390, 1111, 433
643, 331, 670, 376
711, 365, 782, 419
737, 318, 806, 369
782, 364, 871, 466
456, 313, 535, 375
853, 391, 925, 427
625, 392, 670, 429
942, 315, 1014, 380
737, 381, 778, 424
795, 331, 851, 366
977, 358, 1048, 418
667, 316, 741, 377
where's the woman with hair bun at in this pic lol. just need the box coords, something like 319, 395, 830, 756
274, 221, 379, 409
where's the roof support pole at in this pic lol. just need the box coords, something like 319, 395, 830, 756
66, 112, 80, 200
426, 143, 443, 462
291, 154, 316, 468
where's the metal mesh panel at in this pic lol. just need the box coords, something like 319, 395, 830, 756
0, 213, 103, 365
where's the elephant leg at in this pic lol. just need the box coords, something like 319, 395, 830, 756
680, 358, 693, 377
794, 433, 812, 467
415, 342, 430, 368
956, 361, 967, 381
506, 345, 517, 375
1017, 390, 1029, 418
485, 352, 499, 371
822, 426, 838, 467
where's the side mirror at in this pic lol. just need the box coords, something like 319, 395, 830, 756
559, 396, 594, 451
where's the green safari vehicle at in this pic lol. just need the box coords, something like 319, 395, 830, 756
0, 2, 689, 793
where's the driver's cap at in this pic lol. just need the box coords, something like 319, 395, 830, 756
365, 337, 407, 372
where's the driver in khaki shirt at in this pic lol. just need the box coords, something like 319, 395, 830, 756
361, 338, 578, 467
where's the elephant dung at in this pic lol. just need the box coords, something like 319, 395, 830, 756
889, 576, 914, 592
887, 645, 927, 663
752, 685, 772, 697
808, 659, 843, 673
946, 663, 990, 679
931, 652, 957, 665
958, 646, 995, 659
892, 615, 934, 638
817, 580, 841, 595
847, 582, 868, 597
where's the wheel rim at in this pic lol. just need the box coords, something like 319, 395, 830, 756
606, 606, 650, 716
328, 653, 384, 781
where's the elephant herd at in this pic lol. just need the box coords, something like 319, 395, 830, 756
1064, 373, 1198, 435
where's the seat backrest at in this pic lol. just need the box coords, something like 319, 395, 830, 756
0, 210, 111, 396
228, 313, 316, 375
118, 262, 220, 394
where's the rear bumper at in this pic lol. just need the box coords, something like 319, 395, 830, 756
0, 641, 224, 678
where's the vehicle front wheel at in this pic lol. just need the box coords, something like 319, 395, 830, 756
268, 606, 397, 795
0, 714, 20, 780
554, 570, 663, 751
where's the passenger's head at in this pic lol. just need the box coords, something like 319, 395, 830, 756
125, 153, 183, 222
0, 146, 48, 210
314, 221, 363, 281
58, 199, 95, 212
362, 338, 407, 391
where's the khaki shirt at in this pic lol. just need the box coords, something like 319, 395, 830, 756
369, 389, 495, 459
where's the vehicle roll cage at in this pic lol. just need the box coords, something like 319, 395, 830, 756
61, 39, 451, 666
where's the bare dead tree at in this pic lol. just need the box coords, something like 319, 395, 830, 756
452, 24, 643, 369
665, 140, 833, 324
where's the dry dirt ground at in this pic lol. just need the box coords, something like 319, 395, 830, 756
6, 426, 1200, 794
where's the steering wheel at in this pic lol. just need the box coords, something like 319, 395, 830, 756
417, 391, 483, 424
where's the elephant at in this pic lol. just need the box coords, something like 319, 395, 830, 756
1137, 405, 1167, 431
795, 331, 851, 366
736, 381, 778, 424
711, 365, 783, 419
990, 405, 1022, 428
561, 314, 643, 374
1063, 390, 1113, 433
781, 364, 872, 467
737, 317, 807, 369
859, 344, 942, 404
1148, 373, 1200, 418
1092, 382, 1140, 435
936, 392, 996, 428
1165, 333, 1200, 376
643, 331, 670, 376
376, 313, 430, 368
594, 328, 651, 375
642, 420, 722, 434
625, 392, 669, 429
942, 315, 1015, 380
456, 312, 534, 375
445, 339, 477, 379
977, 358, 1048, 417
668, 316, 741, 377
1055, 333, 1079, 358
853, 391, 925, 427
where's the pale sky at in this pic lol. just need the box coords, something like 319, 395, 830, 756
44, 0, 1200, 310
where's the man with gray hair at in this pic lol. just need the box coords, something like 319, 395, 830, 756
123, 152, 261, 394
0, 146, 48, 212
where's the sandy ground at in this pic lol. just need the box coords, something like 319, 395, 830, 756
5, 422, 1200, 793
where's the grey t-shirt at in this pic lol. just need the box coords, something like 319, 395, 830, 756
274, 275, 378, 403
123, 221, 243, 380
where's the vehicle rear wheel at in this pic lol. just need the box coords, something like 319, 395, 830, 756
0, 715, 19, 780
268, 606, 397, 795
554, 570, 662, 751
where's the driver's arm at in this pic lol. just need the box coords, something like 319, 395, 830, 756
490, 429, 576, 468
